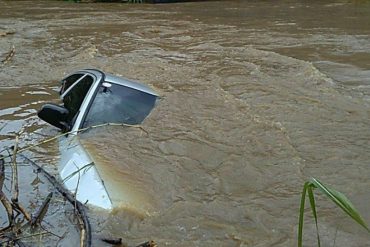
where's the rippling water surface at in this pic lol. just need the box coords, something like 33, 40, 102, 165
1, 1, 370, 246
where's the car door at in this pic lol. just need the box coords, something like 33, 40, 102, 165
58, 71, 113, 209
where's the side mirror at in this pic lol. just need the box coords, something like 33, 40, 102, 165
38, 103, 70, 132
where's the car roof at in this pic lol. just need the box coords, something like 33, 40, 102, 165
81, 69, 158, 96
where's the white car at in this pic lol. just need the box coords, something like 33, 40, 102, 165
37, 69, 158, 209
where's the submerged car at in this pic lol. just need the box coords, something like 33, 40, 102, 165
38, 69, 158, 209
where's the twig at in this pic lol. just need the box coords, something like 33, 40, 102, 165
0, 154, 14, 231
0, 232, 47, 246
40, 225, 63, 239
56, 231, 68, 246
12, 231, 49, 241
74, 164, 81, 214
15, 239, 28, 247
0, 231, 16, 245
1, 45, 15, 64
31, 192, 53, 228
11, 135, 19, 203
101, 237, 122, 245
10, 135, 31, 221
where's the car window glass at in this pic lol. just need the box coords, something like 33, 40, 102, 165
63, 75, 94, 124
82, 82, 157, 128
60, 73, 84, 95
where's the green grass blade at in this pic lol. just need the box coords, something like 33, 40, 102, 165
307, 185, 321, 247
298, 182, 309, 247
310, 178, 369, 232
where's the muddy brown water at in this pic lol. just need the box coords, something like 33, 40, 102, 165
1, 0, 370, 246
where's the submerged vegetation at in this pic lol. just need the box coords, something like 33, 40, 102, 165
298, 178, 369, 247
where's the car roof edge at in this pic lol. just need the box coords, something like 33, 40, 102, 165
80, 68, 158, 96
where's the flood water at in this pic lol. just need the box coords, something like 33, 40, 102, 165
1, 0, 370, 246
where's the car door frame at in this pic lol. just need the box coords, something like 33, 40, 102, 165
60, 70, 104, 133
58, 69, 113, 209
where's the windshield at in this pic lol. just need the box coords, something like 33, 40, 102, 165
82, 82, 157, 128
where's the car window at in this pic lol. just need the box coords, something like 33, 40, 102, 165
60, 73, 84, 95
63, 75, 94, 125
82, 82, 157, 128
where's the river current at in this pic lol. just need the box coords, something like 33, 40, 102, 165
1, 1, 370, 246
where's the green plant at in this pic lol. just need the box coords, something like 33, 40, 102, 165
298, 178, 369, 247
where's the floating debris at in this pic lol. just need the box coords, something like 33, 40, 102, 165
1, 45, 15, 64
0, 31, 15, 37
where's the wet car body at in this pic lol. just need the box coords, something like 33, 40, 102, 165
38, 69, 158, 209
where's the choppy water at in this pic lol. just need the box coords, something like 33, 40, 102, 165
1, 1, 370, 246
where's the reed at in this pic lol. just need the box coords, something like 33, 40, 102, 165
298, 178, 369, 247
